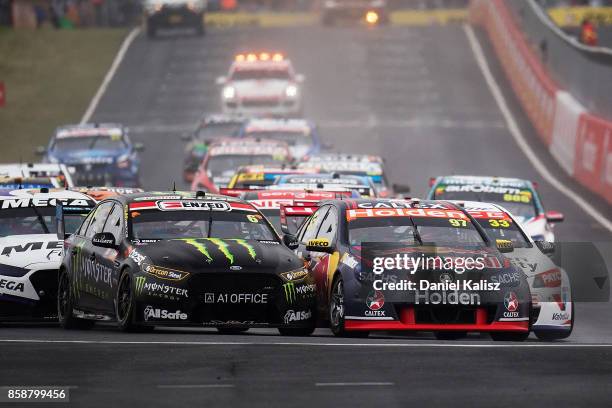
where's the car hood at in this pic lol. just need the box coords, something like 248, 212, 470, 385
0, 234, 63, 269
232, 80, 290, 98
134, 238, 302, 274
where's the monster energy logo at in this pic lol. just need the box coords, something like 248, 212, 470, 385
135, 276, 146, 295
208, 238, 234, 264
234, 239, 257, 261
283, 282, 297, 304
181, 239, 213, 263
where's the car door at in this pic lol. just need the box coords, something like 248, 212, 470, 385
78, 201, 114, 312
305, 206, 339, 305
96, 201, 125, 313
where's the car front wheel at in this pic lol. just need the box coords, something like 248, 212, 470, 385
329, 276, 368, 338
57, 269, 95, 330
116, 269, 153, 332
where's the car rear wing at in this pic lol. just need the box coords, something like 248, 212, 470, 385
219, 187, 252, 197
279, 200, 320, 235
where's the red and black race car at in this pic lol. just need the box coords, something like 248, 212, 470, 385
282, 198, 532, 340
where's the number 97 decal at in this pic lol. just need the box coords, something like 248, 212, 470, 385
449, 219, 467, 227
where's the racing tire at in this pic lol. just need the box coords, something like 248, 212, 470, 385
534, 303, 574, 341
116, 269, 153, 333
490, 331, 530, 342
434, 331, 467, 340
329, 276, 369, 338
57, 269, 95, 330
217, 327, 249, 334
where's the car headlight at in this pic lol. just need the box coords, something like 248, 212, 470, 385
222, 86, 236, 100
285, 85, 299, 98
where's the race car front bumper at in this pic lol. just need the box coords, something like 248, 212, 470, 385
133, 272, 316, 328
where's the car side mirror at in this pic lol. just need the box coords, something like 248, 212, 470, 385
216, 76, 227, 85
535, 240, 555, 255
133, 142, 145, 152
545, 211, 564, 223
35, 145, 46, 155
283, 234, 299, 250
496, 239, 514, 254
305, 238, 335, 254
392, 183, 411, 194
92, 232, 118, 249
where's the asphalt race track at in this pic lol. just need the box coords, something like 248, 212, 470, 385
2, 24, 612, 407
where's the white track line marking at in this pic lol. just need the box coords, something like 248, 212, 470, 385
1, 339, 612, 347
463, 24, 612, 233
157, 384, 234, 389
80, 28, 141, 124
315, 382, 394, 387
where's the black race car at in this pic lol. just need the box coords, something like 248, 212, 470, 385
282, 198, 532, 341
57, 191, 316, 335
181, 114, 246, 183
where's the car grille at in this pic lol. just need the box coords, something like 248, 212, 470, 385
189, 273, 283, 324
241, 99, 281, 108
72, 163, 113, 184
414, 305, 477, 325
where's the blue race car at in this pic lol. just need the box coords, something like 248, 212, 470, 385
39, 124, 144, 187
239, 118, 321, 161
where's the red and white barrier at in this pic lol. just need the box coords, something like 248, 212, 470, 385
470, 0, 612, 204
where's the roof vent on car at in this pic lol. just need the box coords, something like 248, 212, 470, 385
40, 187, 49, 194
196, 190, 206, 199
331, 172, 340, 179
316, 183, 324, 189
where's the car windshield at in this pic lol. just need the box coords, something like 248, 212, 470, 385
197, 123, 242, 140
231, 69, 291, 81
130, 210, 277, 241
472, 217, 531, 248
348, 216, 485, 247
0, 208, 87, 236
207, 155, 285, 177
433, 189, 538, 220
244, 131, 311, 147
52, 135, 127, 151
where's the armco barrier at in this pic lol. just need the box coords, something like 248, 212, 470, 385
471, 0, 557, 145
470, 0, 612, 205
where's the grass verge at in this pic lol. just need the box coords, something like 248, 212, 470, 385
0, 27, 128, 162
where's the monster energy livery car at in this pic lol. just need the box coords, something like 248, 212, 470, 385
0, 190, 96, 321
57, 192, 316, 335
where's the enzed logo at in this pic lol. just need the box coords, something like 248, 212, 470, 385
283, 282, 297, 304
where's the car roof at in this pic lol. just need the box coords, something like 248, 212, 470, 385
54, 123, 125, 139
115, 191, 245, 204
243, 118, 312, 133
303, 153, 383, 163
436, 175, 532, 189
